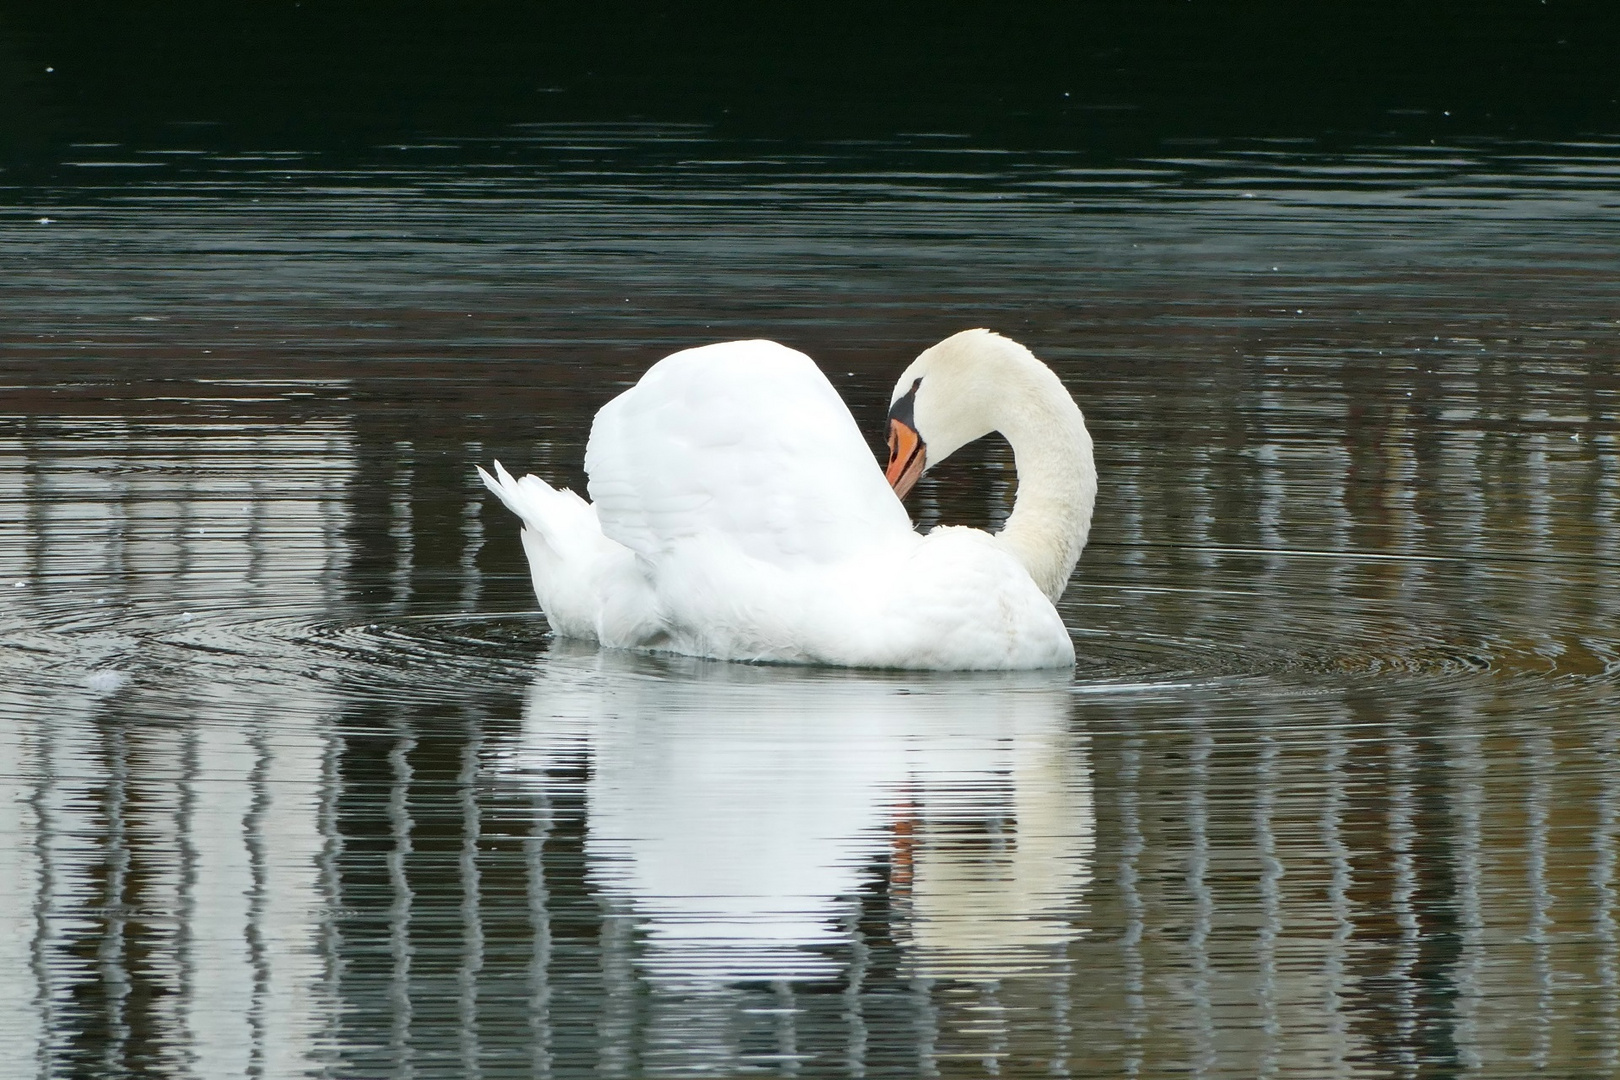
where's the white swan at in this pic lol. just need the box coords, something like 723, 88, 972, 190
478, 329, 1095, 669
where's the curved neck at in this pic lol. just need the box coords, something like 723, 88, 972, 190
993, 368, 1096, 603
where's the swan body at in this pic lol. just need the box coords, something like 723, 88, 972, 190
479, 331, 1095, 670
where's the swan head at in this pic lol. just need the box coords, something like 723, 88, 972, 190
883, 329, 1096, 602
885, 329, 1036, 497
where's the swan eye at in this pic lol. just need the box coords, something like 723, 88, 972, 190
889, 378, 920, 429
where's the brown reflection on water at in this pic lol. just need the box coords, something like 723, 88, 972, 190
1067, 686, 1620, 1078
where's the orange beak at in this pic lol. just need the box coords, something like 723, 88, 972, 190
885, 417, 926, 499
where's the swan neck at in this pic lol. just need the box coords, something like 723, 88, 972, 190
995, 376, 1096, 603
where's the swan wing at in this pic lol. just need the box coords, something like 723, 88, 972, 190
584, 340, 912, 567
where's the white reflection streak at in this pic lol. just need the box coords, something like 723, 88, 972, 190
1048, 956, 1073, 1078
391, 441, 415, 613
773, 980, 800, 1074
977, 980, 1007, 1075
1321, 728, 1352, 1076
843, 906, 868, 1077
387, 727, 418, 1078
1117, 741, 1146, 1078
526, 787, 555, 1078
38, 698, 110, 1068
458, 719, 485, 1080
598, 893, 636, 1078
1525, 435, 1552, 546
1526, 726, 1555, 1072
184, 627, 340, 1079
173, 725, 201, 1069
1254, 440, 1283, 555
101, 726, 133, 1075
912, 976, 940, 1079
1113, 447, 1147, 568
1523, 436, 1557, 665
1451, 716, 1486, 1072
0, 722, 47, 1073
1254, 731, 1281, 1080
0, 447, 44, 1063
1186, 726, 1214, 1078
248, 729, 274, 1077
1387, 732, 1419, 1076
318, 735, 346, 1040
1188, 449, 1216, 573
462, 440, 485, 609
242, 717, 341, 1076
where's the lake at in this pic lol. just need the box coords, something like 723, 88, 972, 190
3, 10, 1620, 1077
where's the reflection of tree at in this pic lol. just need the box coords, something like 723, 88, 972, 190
1336, 697, 1465, 1074
0, 411, 354, 1077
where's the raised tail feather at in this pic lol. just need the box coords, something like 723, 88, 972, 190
477, 460, 661, 646
477, 461, 598, 560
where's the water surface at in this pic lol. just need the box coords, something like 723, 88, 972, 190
3, 125, 1620, 1077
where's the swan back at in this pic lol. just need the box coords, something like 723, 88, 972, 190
585, 340, 913, 568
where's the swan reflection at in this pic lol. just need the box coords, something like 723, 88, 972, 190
509, 645, 1094, 984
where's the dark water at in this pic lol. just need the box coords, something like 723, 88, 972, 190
4, 11, 1620, 1075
